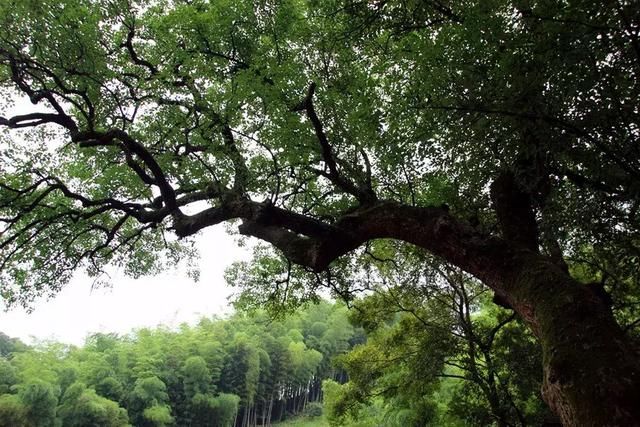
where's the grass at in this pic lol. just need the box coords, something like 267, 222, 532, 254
272, 414, 329, 427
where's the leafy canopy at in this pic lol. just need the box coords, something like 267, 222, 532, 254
0, 0, 638, 313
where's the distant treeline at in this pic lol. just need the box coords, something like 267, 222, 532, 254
1, 286, 564, 427
0, 302, 361, 427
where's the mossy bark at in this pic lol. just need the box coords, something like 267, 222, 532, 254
500, 253, 640, 427
485, 171, 640, 425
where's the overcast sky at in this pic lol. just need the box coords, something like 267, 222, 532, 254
0, 91, 257, 347
0, 226, 250, 346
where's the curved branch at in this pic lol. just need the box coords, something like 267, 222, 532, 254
295, 82, 377, 204
0, 112, 75, 130
122, 21, 158, 75
72, 129, 179, 212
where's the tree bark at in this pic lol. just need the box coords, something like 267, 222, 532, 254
430, 227, 640, 426
419, 218, 640, 426
503, 253, 640, 427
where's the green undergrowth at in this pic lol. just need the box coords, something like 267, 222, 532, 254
273, 414, 328, 427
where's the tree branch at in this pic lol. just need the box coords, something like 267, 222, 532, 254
122, 22, 158, 75
295, 82, 377, 204
0, 112, 76, 130
71, 129, 179, 212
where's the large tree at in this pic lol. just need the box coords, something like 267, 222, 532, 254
0, 0, 639, 424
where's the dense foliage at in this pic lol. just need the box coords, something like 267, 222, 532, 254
0, 302, 361, 427
1, 0, 639, 423
2, 297, 562, 427
315, 249, 554, 426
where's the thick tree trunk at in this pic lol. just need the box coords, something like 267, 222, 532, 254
385, 210, 639, 424
374, 204, 640, 425
501, 253, 640, 427
483, 172, 640, 425
362, 206, 640, 425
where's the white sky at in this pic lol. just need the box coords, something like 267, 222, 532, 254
0, 94, 254, 346
0, 226, 250, 346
